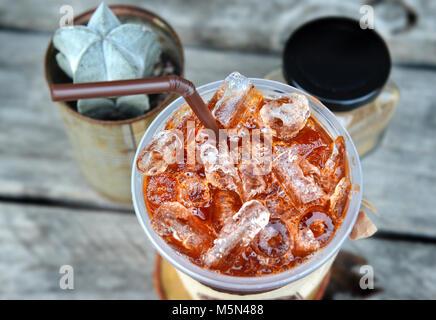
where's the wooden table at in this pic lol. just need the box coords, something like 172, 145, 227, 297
1, 0, 435, 299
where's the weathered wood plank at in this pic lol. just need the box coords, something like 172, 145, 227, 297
0, 30, 435, 237
0, 0, 435, 65
0, 203, 157, 299
1, 203, 435, 299
330, 237, 436, 299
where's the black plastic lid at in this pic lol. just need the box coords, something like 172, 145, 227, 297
283, 17, 391, 112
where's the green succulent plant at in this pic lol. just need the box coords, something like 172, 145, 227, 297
53, 3, 161, 119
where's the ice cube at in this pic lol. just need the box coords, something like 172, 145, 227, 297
195, 129, 217, 165
264, 187, 297, 219
293, 228, 320, 257
197, 129, 241, 193
321, 136, 346, 193
146, 173, 177, 207
329, 177, 351, 218
294, 211, 334, 256
212, 72, 254, 128
207, 84, 226, 111
204, 152, 241, 193
150, 202, 213, 257
238, 86, 264, 128
272, 146, 326, 207
176, 174, 211, 208
299, 156, 321, 177
238, 162, 267, 201
301, 211, 334, 243
260, 93, 310, 140
137, 130, 184, 176
226, 127, 251, 165
237, 129, 273, 201
203, 200, 270, 268
252, 219, 291, 258
251, 129, 273, 171
211, 190, 242, 230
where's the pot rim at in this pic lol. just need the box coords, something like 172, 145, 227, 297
44, 4, 185, 126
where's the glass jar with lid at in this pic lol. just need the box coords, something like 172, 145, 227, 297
267, 17, 398, 157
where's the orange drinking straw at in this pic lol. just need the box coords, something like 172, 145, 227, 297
50, 76, 220, 136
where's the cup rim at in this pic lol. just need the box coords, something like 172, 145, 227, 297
131, 78, 362, 292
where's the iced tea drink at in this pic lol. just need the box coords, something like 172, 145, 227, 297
137, 72, 351, 277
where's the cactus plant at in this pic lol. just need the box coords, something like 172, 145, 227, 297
53, 3, 162, 119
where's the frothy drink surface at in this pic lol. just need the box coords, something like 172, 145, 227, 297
137, 72, 351, 277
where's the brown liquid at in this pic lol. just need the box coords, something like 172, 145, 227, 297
141, 84, 351, 277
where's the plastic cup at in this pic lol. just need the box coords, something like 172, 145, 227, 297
131, 78, 362, 295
